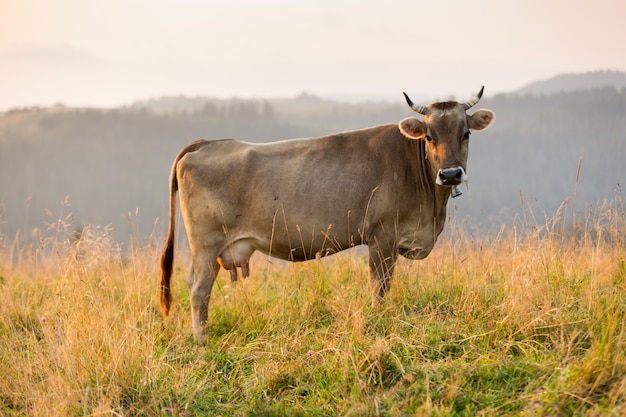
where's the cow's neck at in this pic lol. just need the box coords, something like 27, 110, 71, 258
412, 138, 452, 230
393, 138, 452, 259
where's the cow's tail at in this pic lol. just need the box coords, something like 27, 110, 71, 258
160, 140, 207, 317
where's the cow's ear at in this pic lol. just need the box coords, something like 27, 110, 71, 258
399, 117, 426, 140
469, 109, 495, 131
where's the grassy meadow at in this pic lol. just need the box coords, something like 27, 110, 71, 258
1, 196, 626, 416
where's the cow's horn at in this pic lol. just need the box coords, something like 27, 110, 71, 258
403, 92, 429, 115
463, 86, 485, 110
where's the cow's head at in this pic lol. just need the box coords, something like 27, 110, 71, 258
398, 87, 495, 196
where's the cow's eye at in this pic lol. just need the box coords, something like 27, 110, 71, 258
463, 131, 471, 141
424, 135, 433, 143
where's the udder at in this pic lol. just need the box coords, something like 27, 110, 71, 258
217, 240, 255, 282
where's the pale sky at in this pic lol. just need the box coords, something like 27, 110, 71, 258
1, 0, 625, 109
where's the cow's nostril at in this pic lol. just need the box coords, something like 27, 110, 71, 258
437, 167, 467, 186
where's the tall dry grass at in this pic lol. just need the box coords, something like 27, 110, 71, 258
1, 191, 625, 415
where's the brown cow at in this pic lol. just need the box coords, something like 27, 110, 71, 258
160, 87, 495, 342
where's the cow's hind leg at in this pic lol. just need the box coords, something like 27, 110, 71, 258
187, 252, 220, 343
367, 241, 398, 308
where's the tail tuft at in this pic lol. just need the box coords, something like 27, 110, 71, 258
160, 241, 174, 317
159, 147, 179, 318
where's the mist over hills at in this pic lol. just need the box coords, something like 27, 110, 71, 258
1, 72, 625, 245
514, 70, 626, 96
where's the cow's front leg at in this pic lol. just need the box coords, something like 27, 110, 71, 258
367, 241, 398, 308
187, 256, 219, 344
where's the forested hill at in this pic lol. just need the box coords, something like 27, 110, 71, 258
1, 84, 625, 243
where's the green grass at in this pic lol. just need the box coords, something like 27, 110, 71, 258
1, 199, 626, 416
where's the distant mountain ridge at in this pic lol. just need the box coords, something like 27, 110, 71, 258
130, 71, 626, 116
514, 70, 626, 96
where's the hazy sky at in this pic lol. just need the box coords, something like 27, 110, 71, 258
1, 0, 625, 109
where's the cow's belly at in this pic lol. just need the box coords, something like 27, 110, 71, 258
222, 217, 359, 264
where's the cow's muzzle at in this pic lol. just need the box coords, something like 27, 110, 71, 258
437, 167, 467, 198
437, 167, 467, 186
